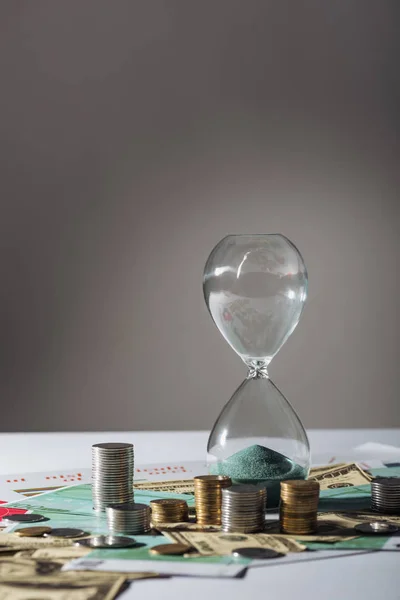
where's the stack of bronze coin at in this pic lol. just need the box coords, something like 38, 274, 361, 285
194, 475, 232, 525
150, 499, 189, 526
280, 480, 320, 534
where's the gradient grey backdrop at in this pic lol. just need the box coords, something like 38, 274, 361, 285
0, 1, 399, 432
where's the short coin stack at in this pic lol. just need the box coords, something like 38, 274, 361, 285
280, 480, 320, 534
150, 499, 189, 526
106, 503, 151, 534
221, 484, 266, 533
92, 442, 134, 511
371, 478, 400, 514
194, 475, 232, 525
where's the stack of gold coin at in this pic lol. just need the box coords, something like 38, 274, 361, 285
194, 475, 232, 525
280, 480, 320, 534
150, 499, 189, 526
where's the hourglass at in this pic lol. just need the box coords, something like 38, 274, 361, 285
203, 234, 310, 507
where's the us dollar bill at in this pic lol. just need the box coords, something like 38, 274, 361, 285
153, 522, 220, 532
163, 531, 306, 555
11, 548, 161, 581
308, 463, 372, 490
309, 463, 346, 476
14, 547, 90, 561
318, 511, 400, 528
133, 479, 195, 494
0, 572, 125, 600
0, 532, 72, 550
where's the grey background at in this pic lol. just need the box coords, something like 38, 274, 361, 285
0, 1, 399, 432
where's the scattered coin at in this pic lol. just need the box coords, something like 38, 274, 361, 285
44, 528, 87, 538
232, 547, 284, 559
75, 535, 138, 548
14, 526, 52, 537
354, 522, 398, 535
149, 543, 192, 556
4, 514, 49, 524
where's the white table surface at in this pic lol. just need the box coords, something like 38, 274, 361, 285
0, 428, 399, 599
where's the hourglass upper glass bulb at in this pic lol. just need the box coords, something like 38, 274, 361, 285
203, 234, 308, 370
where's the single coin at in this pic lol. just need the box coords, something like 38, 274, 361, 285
92, 442, 133, 450
372, 477, 400, 485
232, 547, 284, 559
149, 543, 192, 556
14, 526, 52, 537
4, 514, 48, 523
44, 528, 87, 538
355, 522, 398, 535
107, 503, 147, 512
74, 535, 138, 548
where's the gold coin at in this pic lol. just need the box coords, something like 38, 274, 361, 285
15, 526, 52, 537
150, 499, 187, 507
149, 543, 192, 556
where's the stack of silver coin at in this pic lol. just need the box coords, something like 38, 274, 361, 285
221, 484, 266, 533
92, 442, 134, 511
371, 478, 400, 514
106, 503, 151, 534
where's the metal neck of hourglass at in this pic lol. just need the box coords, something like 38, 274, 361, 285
245, 360, 269, 379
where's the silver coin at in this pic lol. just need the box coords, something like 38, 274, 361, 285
107, 502, 147, 511
372, 482, 400, 486
355, 522, 398, 534
92, 442, 133, 449
74, 535, 138, 548
44, 528, 87, 538
4, 514, 48, 523
232, 547, 283, 559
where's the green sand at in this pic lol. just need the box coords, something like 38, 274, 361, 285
210, 444, 307, 508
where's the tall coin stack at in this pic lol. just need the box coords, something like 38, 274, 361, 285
194, 475, 232, 525
106, 503, 151, 534
221, 484, 266, 533
371, 478, 400, 514
92, 442, 134, 511
150, 499, 189, 526
280, 480, 320, 534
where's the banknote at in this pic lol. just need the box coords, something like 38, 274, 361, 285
263, 520, 357, 542
308, 463, 372, 491
153, 521, 219, 532
0, 532, 72, 550
309, 464, 346, 476
0, 573, 125, 600
14, 547, 90, 561
0, 546, 27, 555
134, 480, 195, 494
318, 511, 400, 528
10, 548, 161, 581
163, 531, 306, 555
